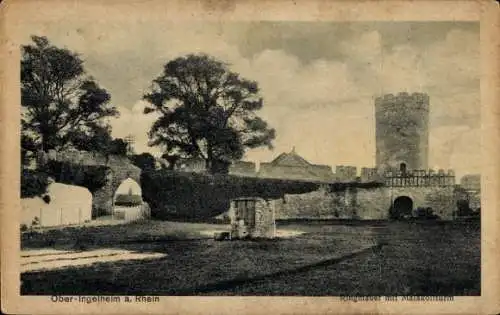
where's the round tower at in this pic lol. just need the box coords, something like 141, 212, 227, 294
375, 92, 429, 173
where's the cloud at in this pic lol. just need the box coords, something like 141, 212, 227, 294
422, 29, 479, 87
109, 101, 161, 156
242, 50, 361, 108
429, 126, 481, 179
16, 20, 480, 177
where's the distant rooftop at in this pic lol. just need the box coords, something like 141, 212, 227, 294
258, 148, 335, 183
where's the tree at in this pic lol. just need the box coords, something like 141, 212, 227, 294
70, 125, 128, 156
143, 54, 275, 173
69, 125, 112, 153
161, 153, 180, 170
131, 152, 156, 171
109, 138, 129, 156
21, 36, 118, 154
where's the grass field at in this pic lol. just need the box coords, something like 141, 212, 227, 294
21, 219, 480, 296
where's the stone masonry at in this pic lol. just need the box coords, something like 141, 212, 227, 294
375, 92, 430, 173
228, 197, 276, 238
38, 149, 141, 216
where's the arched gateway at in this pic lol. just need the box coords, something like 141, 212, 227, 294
390, 196, 413, 219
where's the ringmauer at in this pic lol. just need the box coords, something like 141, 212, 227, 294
1, 0, 499, 314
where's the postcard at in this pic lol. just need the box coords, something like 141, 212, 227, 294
1, 0, 499, 314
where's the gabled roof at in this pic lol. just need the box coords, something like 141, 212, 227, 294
269, 149, 312, 167
258, 148, 335, 183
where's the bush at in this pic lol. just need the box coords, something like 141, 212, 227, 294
415, 207, 439, 220
141, 170, 321, 220
474, 208, 481, 216
456, 200, 474, 217
114, 194, 142, 206
21, 169, 49, 198
44, 160, 109, 193
92, 206, 108, 218
20, 224, 28, 232
31, 216, 40, 227
42, 195, 51, 204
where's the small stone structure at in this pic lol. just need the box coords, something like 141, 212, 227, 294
227, 197, 276, 239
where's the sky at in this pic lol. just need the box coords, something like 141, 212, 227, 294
14, 19, 480, 179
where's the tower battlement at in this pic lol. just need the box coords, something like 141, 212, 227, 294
383, 168, 456, 187
375, 92, 430, 102
375, 92, 430, 112
36, 149, 130, 167
335, 165, 357, 181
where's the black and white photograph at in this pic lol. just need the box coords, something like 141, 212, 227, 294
2, 1, 499, 314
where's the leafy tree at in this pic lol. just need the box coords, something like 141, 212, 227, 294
21, 36, 118, 154
21, 168, 50, 198
131, 152, 156, 171
69, 125, 112, 153
43, 160, 109, 193
21, 132, 38, 167
109, 138, 129, 156
70, 125, 128, 156
143, 54, 275, 173
161, 153, 180, 170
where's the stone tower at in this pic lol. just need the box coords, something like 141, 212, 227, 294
375, 92, 430, 173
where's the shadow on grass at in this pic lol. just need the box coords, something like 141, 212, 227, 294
20, 220, 219, 253
174, 243, 385, 295
406, 267, 481, 296
20, 220, 480, 296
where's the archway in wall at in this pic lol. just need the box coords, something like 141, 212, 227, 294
391, 196, 413, 219
113, 178, 143, 206
114, 177, 141, 195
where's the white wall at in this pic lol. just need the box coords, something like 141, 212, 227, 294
113, 203, 150, 221
21, 183, 92, 227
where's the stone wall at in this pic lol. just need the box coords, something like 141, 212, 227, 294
38, 150, 142, 216
228, 161, 257, 177
274, 185, 336, 219
274, 185, 458, 220
355, 187, 391, 219
92, 159, 141, 215
390, 186, 455, 219
460, 174, 481, 191
469, 191, 481, 210
335, 165, 357, 181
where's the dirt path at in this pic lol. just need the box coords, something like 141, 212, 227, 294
21, 248, 167, 272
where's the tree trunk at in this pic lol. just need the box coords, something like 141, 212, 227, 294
41, 134, 50, 152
